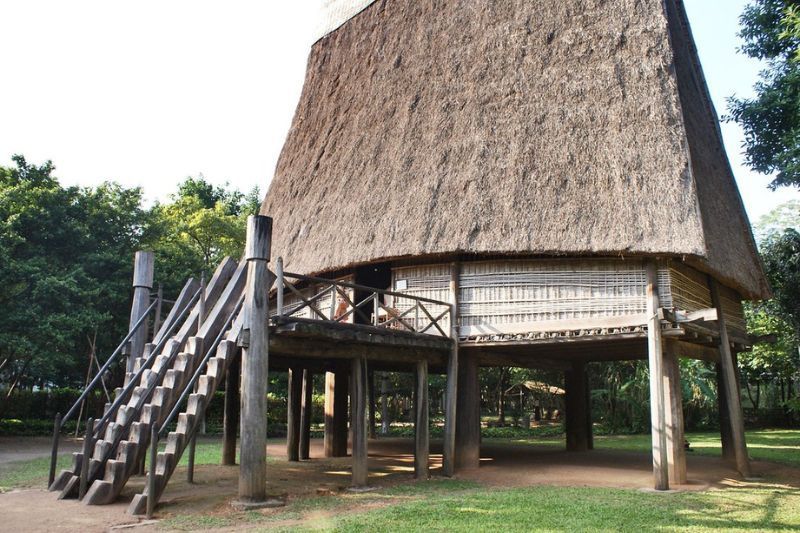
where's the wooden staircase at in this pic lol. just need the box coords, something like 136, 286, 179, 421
128, 335, 240, 515
47, 257, 245, 505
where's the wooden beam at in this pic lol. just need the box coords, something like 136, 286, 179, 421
237, 215, 272, 505
646, 262, 669, 491
299, 370, 313, 460
222, 350, 241, 466
286, 368, 303, 462
414, 359, 430, 479
442, 262, 459, 477
350, 356, 368, 487
710, 279, 751, 477
663, 346, 687, 484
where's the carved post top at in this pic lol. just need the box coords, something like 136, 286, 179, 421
132, 251, 155, 289
245, 215, 272, 262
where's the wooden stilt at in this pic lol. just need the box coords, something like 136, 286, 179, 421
287, 368, 303, 462
222, 350, 241, 465
442, 262, 459, 477
380, 374, 390, 435
454, 352, 480, 471
716, 362, 735, 461
565, 361, 589, 452
646, 262, 669, 491
351, 356, 368, 487
414, 359, 430, 479
663, 343, 687, 484
333, 363, 349, 457
368, 369, 377, 439
237, 215, 272, 505
710, 279, 751, 478
585, 367, 594, 450
299, 370, 313, 460
324, 364, 348, 457
324, 371, 335, 457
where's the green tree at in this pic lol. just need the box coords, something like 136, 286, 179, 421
143, 176, 259, 295
0, 156, 146, 393
729, 0, 800, 188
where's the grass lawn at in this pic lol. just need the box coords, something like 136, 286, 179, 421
158, 479, 800, 532
488, 429, 800, 469
1, 430, 798, 531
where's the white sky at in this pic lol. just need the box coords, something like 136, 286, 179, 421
0, 0, 798, 222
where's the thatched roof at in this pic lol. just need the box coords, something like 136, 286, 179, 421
261, 0, 769, 300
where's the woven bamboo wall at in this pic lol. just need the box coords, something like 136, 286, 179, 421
391, 259, 747, 339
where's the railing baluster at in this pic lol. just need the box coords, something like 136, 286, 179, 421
276, 257, 284, 317
275, 271, 453, 339
329, 284, 337, 321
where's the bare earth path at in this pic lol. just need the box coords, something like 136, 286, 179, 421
0, 437, 797, 532
0, 436, 81, 464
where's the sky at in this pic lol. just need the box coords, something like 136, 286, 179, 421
0, 0, 798, 223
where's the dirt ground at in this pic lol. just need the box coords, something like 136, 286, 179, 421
0, 435, 81, 464
1, 437, 798, 532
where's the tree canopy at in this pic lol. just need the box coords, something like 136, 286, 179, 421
729, 0, 800, 189
0, 155, 258, 395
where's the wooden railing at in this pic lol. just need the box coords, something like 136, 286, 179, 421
272, 257, 453, 338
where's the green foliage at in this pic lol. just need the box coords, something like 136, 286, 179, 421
742, 203, 800, 414
729, 0, 800, 188
143, 176, 259, 295
0, 156, 145, 395
0, 155, 259, 401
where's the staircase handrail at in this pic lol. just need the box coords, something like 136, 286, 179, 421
145, 295, 243, 517
157, 294, 244, 440
91, 286, 203, 437
48, 298, 159, 486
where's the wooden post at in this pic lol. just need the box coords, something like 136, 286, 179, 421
414, 360, 430, 479
646, 262, 669, 491
380, 374, 390, 435
333, 363, 349, 456
565, 361, 589, 452
324, 365, 349, 457
324, 371, 335, 457
351, 356, 368, 487
455, 352, 480, 471
287, 368, 303, 462
585, 368, 594, 450
127, 251, 154, 378
78, 418, 94, 499
443, 262, 459, 477
222, 351, 241, 465
48, 412, 62, 487
710, 279, 751, 477
299, 370, 313, 460
716, 362, 735, 461
663, 344, 687, 484
368, 369, 377, 439
237, 215, 272, 505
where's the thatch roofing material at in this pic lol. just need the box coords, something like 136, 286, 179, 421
262, 0, 769, 300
